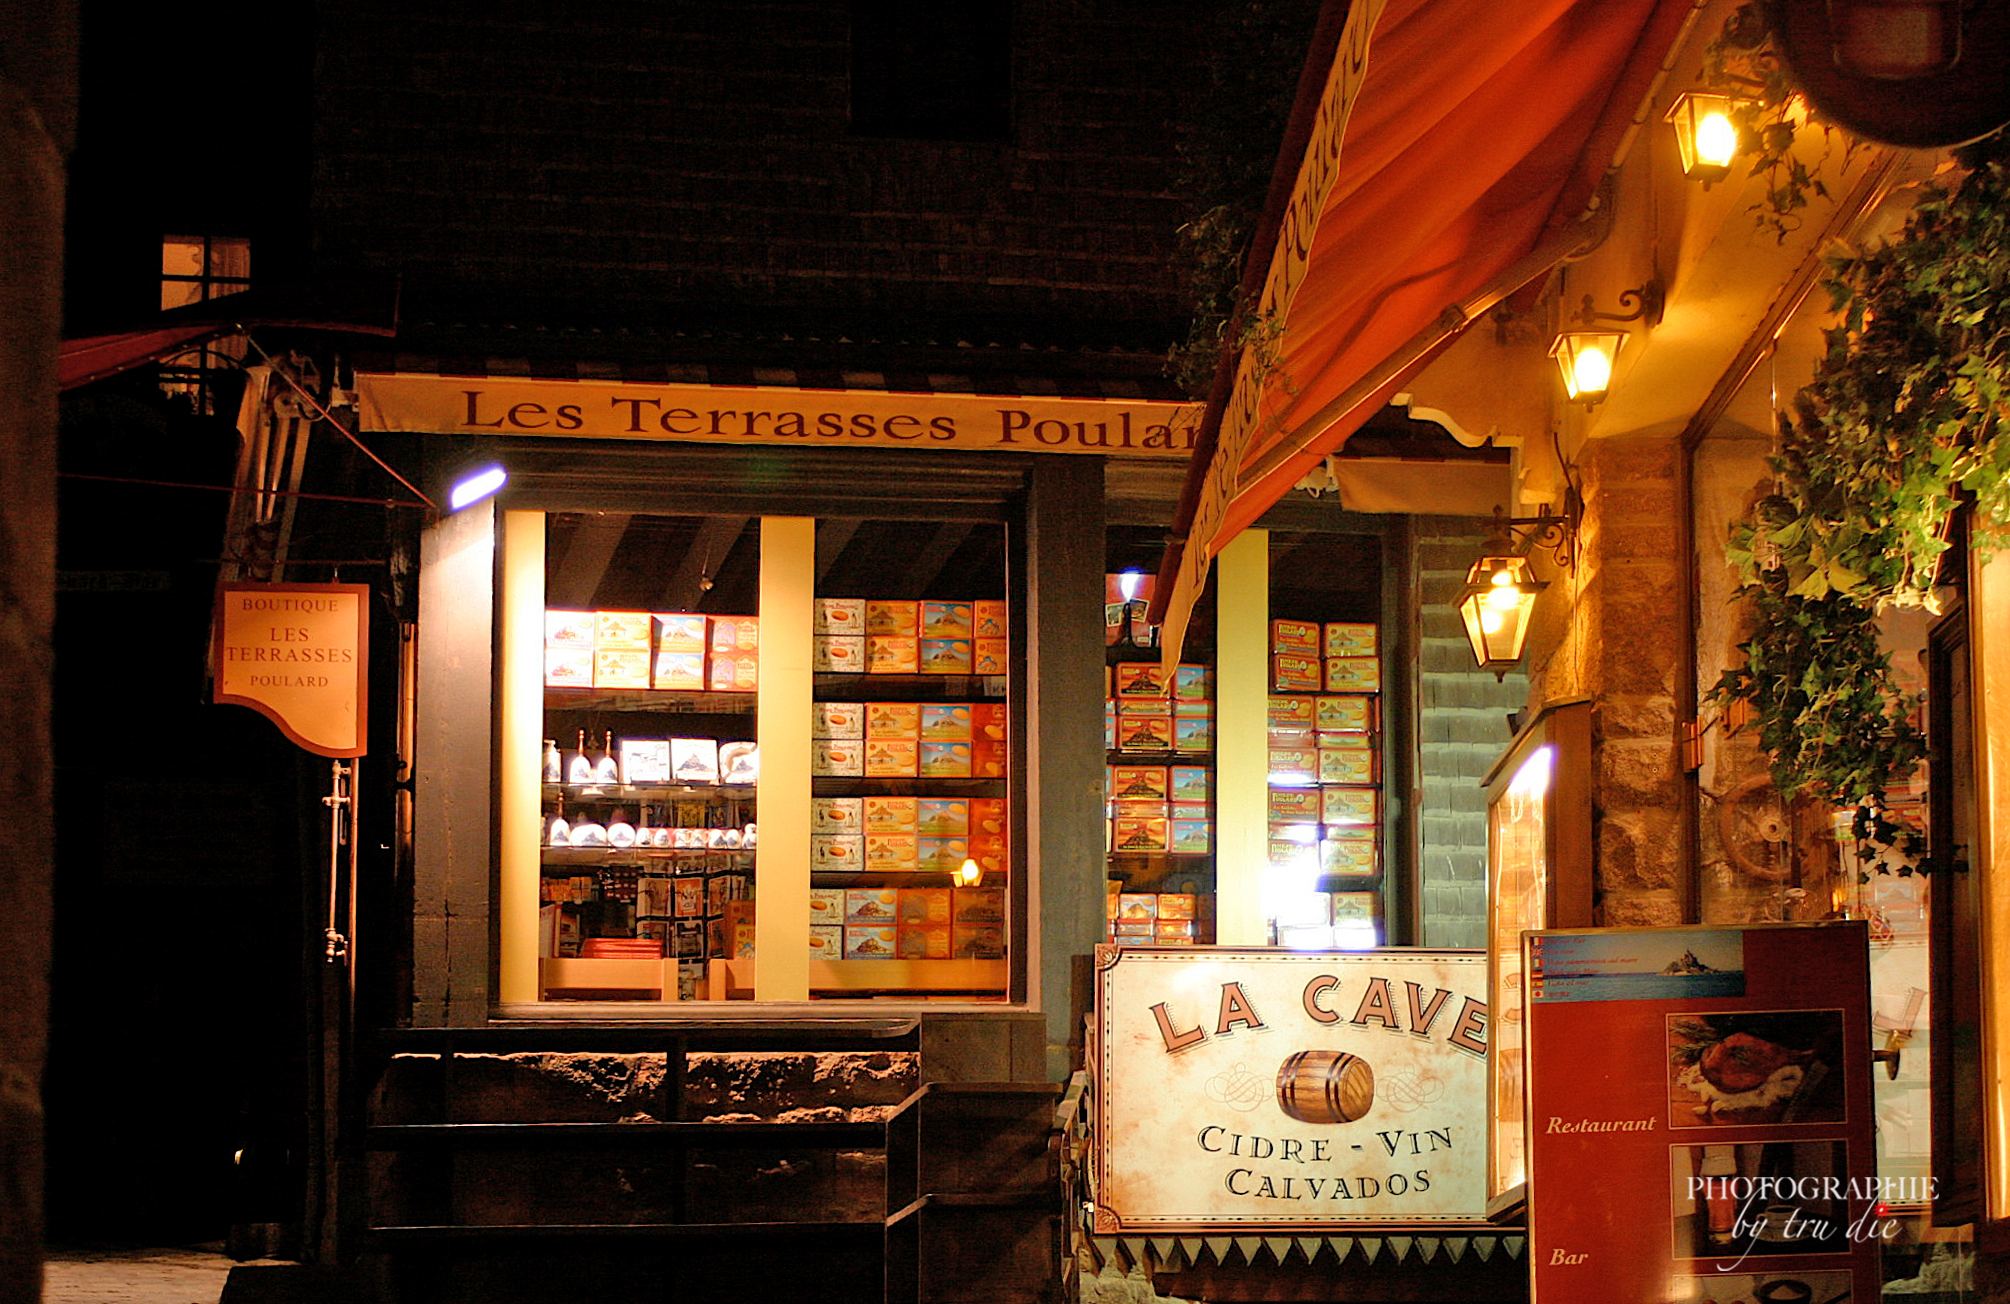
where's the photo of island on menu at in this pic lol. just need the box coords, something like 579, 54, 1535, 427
1523, 922, 1878, 1303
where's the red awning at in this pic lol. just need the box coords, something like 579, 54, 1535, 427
58, 324, 240, 391
1152, 0, 1698, 649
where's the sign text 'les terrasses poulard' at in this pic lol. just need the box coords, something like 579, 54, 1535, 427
353, 373, 1203, 457
1094, 949, 1491, 1230
213, 582, 369, 758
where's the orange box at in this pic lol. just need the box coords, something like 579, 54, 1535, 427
1111, 765, 1169, 802
968, 798, 1008, 839
1112, 816, 1169, 852
1270, 619, 1320, 654
1272, 654, 1322, 692
1112, 661, 1170, 699
1116, 714, 1172, 752
952, 926, 1005, 959
1268, 746, 1319, 787
898, 887, 953, 925
708, 614, 759, 654
1321, 786, 1379, 828
954, 887, 1006, 924
897, 924, 953, 959
1268, 695, 1316, 729
1157, 893, 1197, 921
970, 702, 1009, 742
973, 638, 1009, 674
973, 600, 1008, 638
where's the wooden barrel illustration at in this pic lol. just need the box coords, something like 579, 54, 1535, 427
1276, 1050, 1375, 1124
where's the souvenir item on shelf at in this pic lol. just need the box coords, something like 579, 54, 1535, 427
567, 729, 595, 786
592, 732, 620, 787
543, 739, 562, 783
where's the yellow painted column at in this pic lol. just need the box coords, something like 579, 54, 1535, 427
1974, 549, 2010, 1217
756, 516, 814, 1001
1214, 530, 1270, 946
497, 510, 545, 1004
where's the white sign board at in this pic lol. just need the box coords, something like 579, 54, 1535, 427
1093, 947, 1490, 1230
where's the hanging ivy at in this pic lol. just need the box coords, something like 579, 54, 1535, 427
1710, 129, 2010, 804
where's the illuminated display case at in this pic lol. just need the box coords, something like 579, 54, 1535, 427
1482, 698, 1591, 1216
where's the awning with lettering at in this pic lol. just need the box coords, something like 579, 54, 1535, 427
1149, 0, 1698, 659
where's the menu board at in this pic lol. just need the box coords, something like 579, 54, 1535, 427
1525, 922, 1879, 1303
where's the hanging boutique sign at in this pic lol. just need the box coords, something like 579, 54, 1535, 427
213, 582, 370, 757
1093, 947, 1490, 1230
354, 372, 1201, 458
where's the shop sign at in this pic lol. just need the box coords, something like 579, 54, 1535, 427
213, 582, 369, 757
1524, 922, 1880, 1303
1093, 947, 1489, 1230
354, 372, 1201, 458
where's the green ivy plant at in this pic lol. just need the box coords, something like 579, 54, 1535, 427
1710, 129, 2010, 805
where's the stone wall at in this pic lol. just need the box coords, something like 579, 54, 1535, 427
1411, 517, 1526, 948
0, 2, 71, 1296
1580, 436, 1686, 927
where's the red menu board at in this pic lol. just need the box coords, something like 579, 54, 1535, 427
1525, 922, 1880, 1303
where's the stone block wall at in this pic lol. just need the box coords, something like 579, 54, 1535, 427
1579, 436, 1687, 928
0, 2, 71, 1294
1411, 518, 1527, 948
311, 0, 1201, 337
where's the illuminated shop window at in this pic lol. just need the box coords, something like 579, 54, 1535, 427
160, 234, 250, 310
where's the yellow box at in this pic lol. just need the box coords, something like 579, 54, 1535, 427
866, 635, 919, 674
1321, 786, 1379, 828
1323, 622, 1377, 658
865, 600, 918, 636
864, 738, 919, 777
594, 648, 652, 689
1318, 744, 1377, 785
1316, 694, 1376, 733
1324, 656, 1381, 693
864, 795, 919, 834
865, 833, 919, 872
867, 701, 921, 739
595, 610, 655, 651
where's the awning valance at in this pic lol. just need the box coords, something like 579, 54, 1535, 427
1151, 0, 1699, 658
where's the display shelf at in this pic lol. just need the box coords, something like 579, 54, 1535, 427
540, 848, 753, 867
810, 871, 1007, 888
544, 687, 758, 714
542, 782, 755, 802
707, 957, 1008, 998
812, 673, 1008, 701
811, 777, 1005, 796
